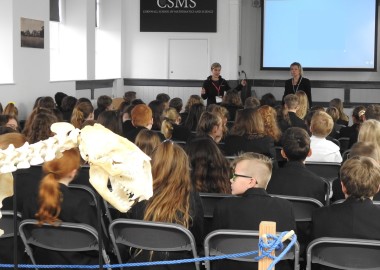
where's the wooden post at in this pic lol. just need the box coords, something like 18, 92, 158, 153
258, 221, 276, 270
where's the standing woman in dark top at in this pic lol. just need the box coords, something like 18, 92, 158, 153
201, 62, 246, 106
283, 62, 312, 107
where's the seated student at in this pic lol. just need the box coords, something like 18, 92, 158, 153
312, 156, 380, 244
128, 142, 203, 270
161, 107, 192, 142
326, 106, 341, 139
305, 111, 342, 163
94, 95, 112, 120
331, 142, 380, 202
224, 108, 276, 159
21, 148, 99, 266
267, 127, 327, 204
193, 111, 224, 143
212, 152, 296, 270
124, 104, 164, 142
278, 94, 308, 132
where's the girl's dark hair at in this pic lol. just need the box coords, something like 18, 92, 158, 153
97, 110, 122, 136
184, 103, 205, 131
187, 138, 231, 193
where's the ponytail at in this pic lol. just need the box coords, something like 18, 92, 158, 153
161, 119, 174, 139
71, 108, 84, 129
35, 173, 62, 225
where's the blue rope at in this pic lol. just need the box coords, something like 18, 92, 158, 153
0, 231, 296, 270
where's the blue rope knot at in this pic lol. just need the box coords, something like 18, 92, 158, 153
255, 233, 284, 261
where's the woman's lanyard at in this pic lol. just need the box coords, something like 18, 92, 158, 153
292, 76, 303, 93
212, 81, 222, 97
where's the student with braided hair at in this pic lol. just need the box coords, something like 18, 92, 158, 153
21, 148, 98, 266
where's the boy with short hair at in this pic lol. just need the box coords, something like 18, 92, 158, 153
267, 127, 327, 204
306, 111, 342, 163
312, 156, 380, 240
212, 152, 296, 270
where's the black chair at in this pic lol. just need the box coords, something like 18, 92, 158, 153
68, 184, 109, 241
199, 193, 236, 219
338, 137, 350, 154
108, 218, 200, 270
204, 229, 300, 270
270, 194, 324, 259
332, 199, 380, 206
270, 194, 323, 222
304, 162, 341, 182
19, 219, 111, 270
275, 146, 287, 168
306, 237, 380, 270
0, 211, 24, 263
342, 149, 351, 162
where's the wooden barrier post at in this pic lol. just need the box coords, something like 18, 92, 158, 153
258, 221, 276, 270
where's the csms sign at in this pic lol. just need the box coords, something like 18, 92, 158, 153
140, 0, 217, 32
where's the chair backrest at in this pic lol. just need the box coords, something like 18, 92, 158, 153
19, 219, 110, 267
108, 218, 200, 270
199, 193, 236, 218
306, 237, 380, 270
270, 194, 323, 222
342, 149, 351, 162
332, 199, 380, 206
0, 211, 22, 238
204, 229, 300, 270
338, 137, 350, 154
68, 184, 108, 238
304, 162, 341, 182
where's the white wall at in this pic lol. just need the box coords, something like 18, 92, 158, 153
1, 0, 379, 119
122, 0, 241, 81
0, 0, 76, 120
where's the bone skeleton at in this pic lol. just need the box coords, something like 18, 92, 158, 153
0, 122, 153, 236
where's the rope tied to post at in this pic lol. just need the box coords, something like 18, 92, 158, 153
0, 230, 296, 269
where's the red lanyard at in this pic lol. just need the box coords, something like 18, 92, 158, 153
212, 82, 221, 96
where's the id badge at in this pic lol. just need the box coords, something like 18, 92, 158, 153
216, 96, 222, 103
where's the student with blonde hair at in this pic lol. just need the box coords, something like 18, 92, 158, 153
161, 107, 191, 141
22, 148, 98, 265
306, 111, 342, 162
279, 94, 308, 132
128, 141, 203, 269
212, 152, 295, 270
295, 90, 309, 120
358, 119, 380, 153
225, 108, 276, 159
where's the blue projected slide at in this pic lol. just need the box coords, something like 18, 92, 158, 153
262, 0, 377, 69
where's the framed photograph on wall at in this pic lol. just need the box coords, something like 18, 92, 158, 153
20, 17, 44, 49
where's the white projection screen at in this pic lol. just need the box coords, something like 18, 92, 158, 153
261, 0, 378, 71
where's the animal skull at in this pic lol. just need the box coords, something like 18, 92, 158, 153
79, 124, 153, 213
0, 122, 153, 236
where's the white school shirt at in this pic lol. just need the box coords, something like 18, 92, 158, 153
306, 135, 343, 163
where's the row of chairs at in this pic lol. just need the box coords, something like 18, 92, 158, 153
2, 211, 380, 270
